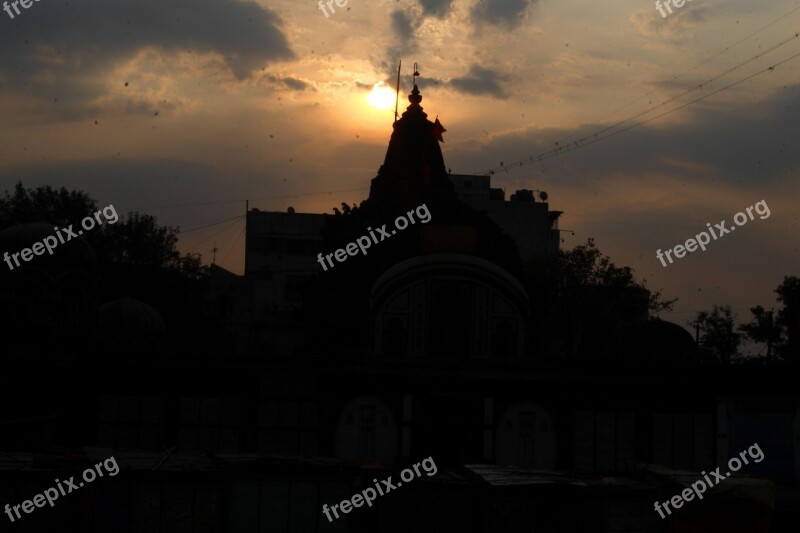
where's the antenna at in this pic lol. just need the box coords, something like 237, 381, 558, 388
394, 60, 401, 123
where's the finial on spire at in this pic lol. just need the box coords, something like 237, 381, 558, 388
409, 63, 423, 105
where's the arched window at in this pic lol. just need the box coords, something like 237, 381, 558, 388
495, 402, 557, 468
429, 281, 472, 359
492, 321, 516, 359
335, 396, 398, 463
382, 317, 408, 356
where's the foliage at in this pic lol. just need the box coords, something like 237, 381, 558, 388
693, 304, 740, 363
558, 238, 677, 315
0, 181, 203, 278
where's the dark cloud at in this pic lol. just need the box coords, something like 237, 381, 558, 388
379, 9, 422, 82
471, 0, 536, 28
391, 9, 418, 40
0, 0, 294, 115
418, 0, 453, 18
266, 75, 312, 91
449, 65, 509, 97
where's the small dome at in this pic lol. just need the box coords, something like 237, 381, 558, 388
617, 318, 698, 365
99, 297, 165, 334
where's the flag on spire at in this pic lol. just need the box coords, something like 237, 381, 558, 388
432, 117, 446, 143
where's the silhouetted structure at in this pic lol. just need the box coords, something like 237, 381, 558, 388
0, 82, 797, 532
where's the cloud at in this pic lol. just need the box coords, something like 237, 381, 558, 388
471, 0, 536, 29
630, 6, 712, 39
418, 0, 453, 19
265, 75, 313, 91
449, 65, 509, 97
379, 9, 423, 81
391, 9, 419, 41
0, 0, 294, 115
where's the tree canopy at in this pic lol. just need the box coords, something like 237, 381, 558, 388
557, 238, 677, 315
0, 182, 202, 278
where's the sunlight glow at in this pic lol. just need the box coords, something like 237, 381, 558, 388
367, 81, 396, 110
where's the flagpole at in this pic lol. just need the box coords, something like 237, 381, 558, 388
394, 60, 401, 123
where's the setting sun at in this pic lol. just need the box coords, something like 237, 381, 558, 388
367, 81, 396, 110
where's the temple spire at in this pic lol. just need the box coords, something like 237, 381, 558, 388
367, 65, 455, 205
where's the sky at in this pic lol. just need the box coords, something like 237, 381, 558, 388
1, 0, 798, 340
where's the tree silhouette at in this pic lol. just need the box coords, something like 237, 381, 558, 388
776, 276, 800, 363
693, 305, 740, 364
0, 181, 202, 277
739, 305, 781, 360
557, 238, 676, 315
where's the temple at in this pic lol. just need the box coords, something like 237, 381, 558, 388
0, 77, 793, 532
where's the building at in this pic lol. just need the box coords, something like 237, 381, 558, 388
1, 80, 798, 532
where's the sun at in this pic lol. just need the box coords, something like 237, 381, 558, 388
367, 81, 396, 110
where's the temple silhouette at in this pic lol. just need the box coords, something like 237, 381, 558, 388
0, 80, 796, 532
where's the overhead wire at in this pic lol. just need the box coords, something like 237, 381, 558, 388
571, 2, 800, 132
526, 48, 800, 161
220, 221, 246, 266
121, 187, 369, 212
178, 214, 244, 234
555, 31, 800, 151
183, 215, 244, 253
478, 30, 800, 175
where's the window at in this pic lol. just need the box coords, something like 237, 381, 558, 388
258, 400, 319, 455
492, 321, 516, 359
429, 281, 473, 358
382, 317, 408, 356
652, 413, 713, 471
178, 396, 242, 452
335, 397, 398, 463
97, 395, 161, 450
575, 410, 636, 473
495, 402, 556, 469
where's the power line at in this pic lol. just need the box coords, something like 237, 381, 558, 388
555, 31, 800, 155
220, 221, 246, 266
178, 214, 244, 234
182, 216, 244, 253
121, 187, 369, 212
511, 48, 800, 164
478, 30, 800, 175
569, 2, 800, 134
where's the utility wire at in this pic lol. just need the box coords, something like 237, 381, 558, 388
553, 31, 800, 155
220, 221, 246, 266
507, 48, 800, 165
122, 187, 369, 212
570, 2, 800, 133
478, 31, 800, 175
182, 216, 244, 253
178, 214, 244, 234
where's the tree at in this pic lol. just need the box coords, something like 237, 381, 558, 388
93, 211, 203, 279
693, 305, 740, 364
0, 182, 202, 277
775, 276, 800, 362
738, 305, 782, 359
0, 182, 96, 231
0, 182, 220, 362
736, 277, 800, 363
558, 238, 677, 315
